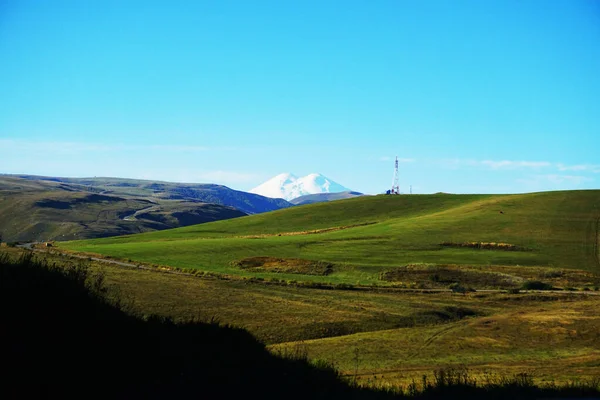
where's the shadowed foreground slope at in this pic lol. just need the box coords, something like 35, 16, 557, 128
0, 253, 379, 400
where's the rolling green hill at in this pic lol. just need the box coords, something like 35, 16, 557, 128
0, 176, 246, 242
60, 190, 600, 281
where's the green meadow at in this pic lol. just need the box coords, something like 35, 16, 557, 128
55, 190, 600, 387
61, 191, 600, 283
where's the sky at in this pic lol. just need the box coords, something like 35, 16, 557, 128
1, 0, 599, 195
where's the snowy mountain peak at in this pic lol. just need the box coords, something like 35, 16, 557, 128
250, 173, 351, 201
273, 172, 298, 183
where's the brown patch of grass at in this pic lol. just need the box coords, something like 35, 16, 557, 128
463, 336, 509, 347
381, 263, 600, 290
232, 256, 334, 276
380, 264, 521, 289
440, 241, 528, 251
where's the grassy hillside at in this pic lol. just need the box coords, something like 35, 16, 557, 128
11, 248, 599, 391
272, 293, 600, 386
48, 190, 600, 391
11, 174, 293, 214
61, 191, 600, 281
0, 176, 246, 242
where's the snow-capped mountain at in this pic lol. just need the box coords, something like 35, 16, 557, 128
250, 173, 351, 201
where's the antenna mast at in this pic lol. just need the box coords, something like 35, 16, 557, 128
391, 156, 400, 194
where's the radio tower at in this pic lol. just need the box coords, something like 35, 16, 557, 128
391, 156, 400, 194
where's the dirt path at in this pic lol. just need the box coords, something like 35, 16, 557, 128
235, 222, 376, 239
419, 321, 469, 350
122, 205, 161, 221
16, 243, 195, 277
399, 321, 469, 361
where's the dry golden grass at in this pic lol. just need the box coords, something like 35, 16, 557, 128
271, 295, 600, 386
8, 246, 599, 389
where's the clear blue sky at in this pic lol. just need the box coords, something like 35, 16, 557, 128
1, 0, 599, 194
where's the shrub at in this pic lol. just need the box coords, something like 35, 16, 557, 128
540, 269, 564, 279
334, 283, 354, 290
521, 280, 553, 290
449, 283, 475, 294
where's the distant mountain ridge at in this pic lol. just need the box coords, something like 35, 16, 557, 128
250, 173, 351, 201
0, 174, 295, 242
10, 174, 293, 215
290, 191, 364, 205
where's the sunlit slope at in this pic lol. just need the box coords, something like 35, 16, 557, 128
270, 295, 600, 385
61, 191, 600, 273
65, 194, 491, 242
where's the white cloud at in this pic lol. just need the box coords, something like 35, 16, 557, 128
438, 158, 467, 169
438, 158, 560, 171
144, 144, 209, 152
440, 159, 599, 173
556, 163, 600, 173
194, 171, 261, 184
480, 160, 552, 169
542, 174, 593, 185
379, 156, 415, 163
132, 169, 262, 186
0, 139, 209, 153
516, 174, 593, 188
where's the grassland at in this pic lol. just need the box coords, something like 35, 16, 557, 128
272, 295, 600, 386
51, 190, 600, 388
61, 191, 600, 284
101, 264, 600, 386
5, 249, 598, 398
13, 247, 597, 388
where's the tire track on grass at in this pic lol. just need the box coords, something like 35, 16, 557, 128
407, 321, 468, 360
